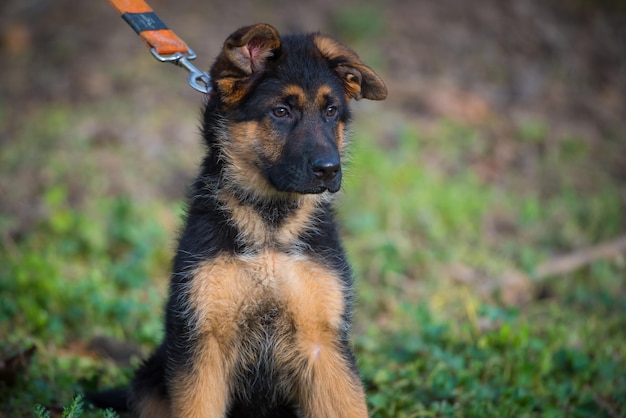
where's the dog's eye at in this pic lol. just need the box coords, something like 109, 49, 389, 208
272, 107, 290, 118
326, 106, 338, 117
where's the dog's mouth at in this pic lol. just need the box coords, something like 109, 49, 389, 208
288, 172, 342, 195
276, 181, 341, 195
316, 181, 341, 194
264, 163, 342, 196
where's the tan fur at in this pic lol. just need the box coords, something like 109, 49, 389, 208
215, 78, 250, 107
278, 259, 368, 418
173, 257, 252, 417
283, 84, 307, 107
183, 251, 365, 417
297, 349, 369, 418
274, 196, 323, 245
169, 335, 233, 418
215, 188, 323, 248
315, 84, 333, 107
312, 34, 388, 101
219, 121, 277, 199
336, 120, 347, 153
222, 120, 283, 192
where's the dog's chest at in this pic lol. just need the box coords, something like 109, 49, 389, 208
189, 251, 346, 339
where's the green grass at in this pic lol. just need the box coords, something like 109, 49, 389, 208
339, 119, 626, 417
1, 102, 625, 416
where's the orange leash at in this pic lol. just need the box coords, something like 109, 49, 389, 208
107, 0, 211, 94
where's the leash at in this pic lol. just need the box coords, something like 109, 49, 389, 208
107, 0, 211, 94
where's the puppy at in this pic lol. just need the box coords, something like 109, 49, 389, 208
88, 23, 387, 418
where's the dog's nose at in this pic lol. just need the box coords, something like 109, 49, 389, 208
312, 158, 340, 181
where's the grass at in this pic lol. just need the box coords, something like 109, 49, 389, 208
1, 97, 625, 417
342, 119, 625, 417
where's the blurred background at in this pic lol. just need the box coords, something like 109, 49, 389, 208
1, 0, 625, 416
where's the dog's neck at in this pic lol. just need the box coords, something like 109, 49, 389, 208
215, 185, 329, 251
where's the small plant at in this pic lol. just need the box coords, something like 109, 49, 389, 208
34, 394, 118, 418
33, 404, 51, 418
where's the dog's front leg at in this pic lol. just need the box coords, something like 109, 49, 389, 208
168, 334, 233, 418
296, 342, 369, 418
280, 260, 369, 418
166, 259, 246, 418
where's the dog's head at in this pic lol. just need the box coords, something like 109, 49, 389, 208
208, 24, 387, 198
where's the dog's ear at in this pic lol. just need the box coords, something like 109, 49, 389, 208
211, 24, 282, 106
313, 35, 387, 101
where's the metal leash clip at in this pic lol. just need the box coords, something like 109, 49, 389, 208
150, 48, 211, 94
107, 0, 212, 95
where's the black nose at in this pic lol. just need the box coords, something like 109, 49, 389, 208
312, 158, 340, 182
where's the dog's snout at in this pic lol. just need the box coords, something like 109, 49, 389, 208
312, 158, 340, 181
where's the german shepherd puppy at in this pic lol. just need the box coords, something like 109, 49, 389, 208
87, 23, 387, 417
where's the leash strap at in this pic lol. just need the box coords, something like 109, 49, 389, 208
107, 0, 211, 94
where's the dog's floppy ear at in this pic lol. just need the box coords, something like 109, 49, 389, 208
211, 24, 281, 106
313, 34, 387, 101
